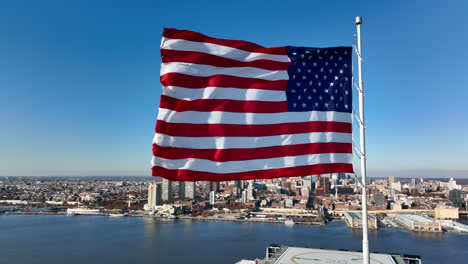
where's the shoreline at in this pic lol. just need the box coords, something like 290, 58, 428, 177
4, 212, 468, 235
3, 211, 326, 226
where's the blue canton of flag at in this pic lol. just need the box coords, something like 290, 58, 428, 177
286, 47, 352, 113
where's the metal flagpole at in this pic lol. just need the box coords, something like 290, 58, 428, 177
355, 16, 370, 264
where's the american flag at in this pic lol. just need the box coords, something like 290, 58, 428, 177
152, 28, 354, 181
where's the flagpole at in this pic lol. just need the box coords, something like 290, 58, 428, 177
355, 16, 370, 264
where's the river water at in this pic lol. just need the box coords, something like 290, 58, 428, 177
0, 214, 466, 263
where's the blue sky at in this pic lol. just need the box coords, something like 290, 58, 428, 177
1, 0, 467, 177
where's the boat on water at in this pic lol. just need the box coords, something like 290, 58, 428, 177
284, 219, 295, 226
236, 245, 422, 264
66, 208, 103, 215
109, 213, 127, 217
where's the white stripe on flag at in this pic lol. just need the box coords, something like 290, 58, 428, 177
152, 153, 352, 173
157, 108, 352, 125
162, 86, 287, 102
161, 62, 288, 81
153, 132, 352, 149
161, 37, 290, 62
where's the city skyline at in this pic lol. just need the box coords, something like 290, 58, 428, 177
1, 0, 468, 177
1, 169, 467, 263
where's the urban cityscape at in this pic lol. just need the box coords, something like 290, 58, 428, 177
2, 175, 467, 233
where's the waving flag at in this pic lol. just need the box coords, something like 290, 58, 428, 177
152, 28, 353, 181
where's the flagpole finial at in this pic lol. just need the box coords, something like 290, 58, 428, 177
355, 16, 362, 25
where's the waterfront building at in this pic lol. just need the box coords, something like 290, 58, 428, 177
209, 191, 215, 206
66, 208, 103, 215
395, 214, 442, 232
241, 190, 247, 203
343, 212, 378, 230
178, 182, 186, 200
434, 205, 459, 220
179, 181, 195, 200
162, 179, 172, 203
144, 182, 162, 210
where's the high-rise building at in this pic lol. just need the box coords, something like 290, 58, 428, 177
374, 193, 386, 207
144, 182, 162, 210
241, 190, 247, 203
302, 176, 312, 189
187, 182, 196, 199
448, 178, 461, 191
162, 179, 173, 203
331, 173, 338, 181
315, 175, 331, 196
209, 181, 220, 192
179, 181, 196, 200
235, 180, 245, 189
388, 176, 395, 187
246, 186, 254, 201
209, 191, 215, 206
178, 182, 185, 200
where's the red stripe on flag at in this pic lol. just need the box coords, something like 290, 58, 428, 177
161, 49, 290, 71
163, 28, 287, 55
153, 143, 352, 162
160, 73, 288, 90
156, 120, 352, 137
159, 95, 288, 113
152, 163, 354, 181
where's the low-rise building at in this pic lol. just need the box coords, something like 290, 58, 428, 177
344, 212, 378, 229
395, 214, 442, 232
434, 205, 459, 220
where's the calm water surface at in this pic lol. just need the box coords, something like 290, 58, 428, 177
0, 214, 466, 263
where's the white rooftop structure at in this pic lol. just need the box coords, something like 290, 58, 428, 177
398, 215, 435, 223
241, 245, 422, 264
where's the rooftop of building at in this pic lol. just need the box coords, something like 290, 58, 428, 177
397, 214, 436, 223
345, 211, 376, 219
248, 245, 421, 264
436, 205, 458, 209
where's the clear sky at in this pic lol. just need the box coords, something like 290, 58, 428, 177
1, 0, 467, 178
